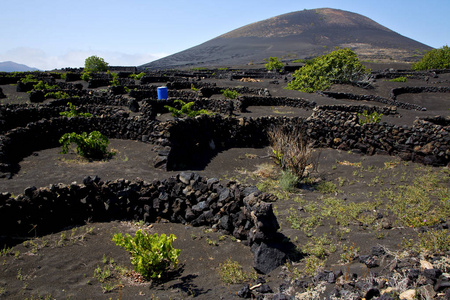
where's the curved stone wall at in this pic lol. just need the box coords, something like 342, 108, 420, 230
0, 173, 279, 249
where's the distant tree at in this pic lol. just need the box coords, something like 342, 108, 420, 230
264, 57, 284, 72
287, 48, 370, 93
412, 45, 450, 70
84, 55, 109, 73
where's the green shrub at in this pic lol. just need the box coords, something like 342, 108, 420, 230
278, 171, 299, 192
129, 72, 146, 80
112, 230, 180, 279
59, 102, 92, 118
80, 71, 92, 82
164, 99, 212, 118
358, 110, 383, 125
190, 83, 199, 91
221, 88, 241, 99
109, 72, 119, 86
33, 80, 59, 91
59, 131, 111, 159
412, 45, 450, 70
45, 91, 69, 99
264, 57, 284, 72
84, 55, 109, 73
20, 74, 36, 83
389, 76, 407, 82
218, 258, 256, 284
287, 48, 370, 93
316, 181, 339, 194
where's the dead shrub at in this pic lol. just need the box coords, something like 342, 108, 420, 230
267, 120, 312, 178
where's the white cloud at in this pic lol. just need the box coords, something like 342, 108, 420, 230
0, 47, 169, 70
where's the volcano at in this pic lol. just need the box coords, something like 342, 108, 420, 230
140, 8, 432, 70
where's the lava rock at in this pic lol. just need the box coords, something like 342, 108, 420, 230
253, 242, 287, 274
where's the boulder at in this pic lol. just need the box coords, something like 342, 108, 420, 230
252, 242, 287, 274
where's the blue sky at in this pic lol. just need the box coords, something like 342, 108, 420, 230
1, 0, 449, 70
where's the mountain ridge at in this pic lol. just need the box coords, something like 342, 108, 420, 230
0, 61, 40, 72
140, 8, 432, 70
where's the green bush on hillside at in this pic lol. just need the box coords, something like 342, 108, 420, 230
264, 57, 284, 72
287, 48, 370, 93
412, 45, 450, 70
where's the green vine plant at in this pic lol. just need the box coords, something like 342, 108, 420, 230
112, 230, 180, 280
264, 56, 284, 72
129, 72, 146, 80
59, 102, 92, 118
59, 131, 113, 159
221, 88, 241, 99
33, 80, 60, 91
164, 99, 212, 118
45, 91, 70, 99
109, 72, 120, 86
357, 110, 383, 125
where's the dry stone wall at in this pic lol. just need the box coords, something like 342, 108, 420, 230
0, 173, 279, 249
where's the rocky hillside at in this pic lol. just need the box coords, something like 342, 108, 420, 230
140, 8, 432, 70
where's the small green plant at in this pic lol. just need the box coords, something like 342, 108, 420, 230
164, 99, 212, 118
60, 102, 92, 118
59, 131, 112, 159
112, 230, 180, 279
264, 57, 284, 72
412, 45, 450, 70
20, 74, 36, 83
221, 88, 241, 99
278, 170, 299, 192
33, 80, 59, 91
389, 76, 407, 82
190, 83, 199, 91
316, 181, 339, 194
302, 234, 336, 258
109, 72, 119, 86
45, 91, 70, 99
303, 255, 325, 276
206, 238, 218, 246
94, 265, 112, 283
81, 71, 92, 81
218, 258, 256, 284
129, 72, 146, 80
358, 110, 383, 125
340, 243, 359, 264
1, 246, 12, 256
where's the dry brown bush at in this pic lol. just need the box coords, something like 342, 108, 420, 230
267, 120, 312, 178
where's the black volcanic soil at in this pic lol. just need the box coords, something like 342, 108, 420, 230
0, 62, 449, 299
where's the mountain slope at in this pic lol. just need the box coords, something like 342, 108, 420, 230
140, 8, 432, 70
0, 61, 40, 72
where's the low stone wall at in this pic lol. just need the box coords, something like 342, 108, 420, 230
238, 96, 316, 112
0, 115, 163, 175
319, 91, 426, 111
0, 173, 279, 248
316, 104, 399, 116
158, 112, 449, 170
390, 86, 450, 100
0, 102, 131, 133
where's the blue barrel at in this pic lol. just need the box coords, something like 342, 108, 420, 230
157, 86, 168, 100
